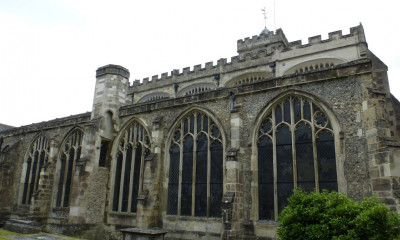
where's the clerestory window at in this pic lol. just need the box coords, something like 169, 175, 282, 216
21, 134, 49, 205
56, 129, 83, 207
112, 120, 150, 213
167, 111, 223, 217
257, 96, 337, 221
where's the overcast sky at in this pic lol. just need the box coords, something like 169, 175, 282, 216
1, 0, 399, 127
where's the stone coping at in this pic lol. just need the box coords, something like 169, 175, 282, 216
120, 227, 168, 235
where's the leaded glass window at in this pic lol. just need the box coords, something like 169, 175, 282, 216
56, 129, 83, 207
112, 120, 150, 213
167, 111, 223, 217
21, 134, 49, 205
257, 96, 337, 220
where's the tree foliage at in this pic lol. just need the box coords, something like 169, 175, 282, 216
277, 189, 400, 240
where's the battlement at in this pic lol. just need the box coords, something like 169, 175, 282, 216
130, 24, 367, 93
287, 24, 366, 48
130, 56, 243, 87
237, 28, 289, 54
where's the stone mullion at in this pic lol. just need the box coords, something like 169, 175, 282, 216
191, 115, 197, 217
60, 150, 68, 206
291, 98, 297, 189
138, 145, 145, 196
118, 144, 128, 212
25, 155, 34, 204
272, 108, 278, 221
127, 146, 136, 212
177, 121, 183, 216
206, 118, 211, 217
310, 102, 320, 192
33, 151, 42, 192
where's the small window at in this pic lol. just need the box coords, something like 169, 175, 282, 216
99, 140, 110, 167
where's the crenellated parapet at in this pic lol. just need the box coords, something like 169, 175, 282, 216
237, 28, 289, 55
128, 24, 368, 103
286, 24, 366, 49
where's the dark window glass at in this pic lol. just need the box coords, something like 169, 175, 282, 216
63, 148, 75, 207
195, 134, 208, 217
113, 122, 150, 214
275, 106, 282, 123
168, 112, 223, 217
167, 145, 180, 215
303, 102, 311, 121
99, 140, 110, 167
190, 114, 195, 133
181, 135, 193, 216
22, 158, 32, 205
56, 130, 83, 208
276, 125, 293, 213
113, 152, 123, 211
257, 96, 337, 221
294, 98, 301, 123
210, 141, 223, 218
258, 136, 274, 220
203, 116, 208, 132
295, 123, 315, 192
284, 100, 291, 123
121, 145, 133, 212
317, 130, 338, 191
22, 135, 49, 205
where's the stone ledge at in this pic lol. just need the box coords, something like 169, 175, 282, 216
120, 227, 167, 240
3, 219, 41, 234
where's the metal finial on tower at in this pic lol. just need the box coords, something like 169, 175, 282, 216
260, 7, 270, 35
261, 7, 267, 28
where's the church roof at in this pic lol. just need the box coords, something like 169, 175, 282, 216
0, 123, 14, 132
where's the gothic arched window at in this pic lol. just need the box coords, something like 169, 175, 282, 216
21, 134, 49, 205
112, 120, 150, 213
56, 129, 83, 207
257, 96, 337, 221
167, 111, 223, 217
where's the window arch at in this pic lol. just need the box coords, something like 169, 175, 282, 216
21, 134, 49, 205
167, 111, 223, 217
257, 96, 337, 221
56, 129, 83, 207
112, 120, 151, 213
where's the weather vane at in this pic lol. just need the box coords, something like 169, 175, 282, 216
261, 7, 267, 28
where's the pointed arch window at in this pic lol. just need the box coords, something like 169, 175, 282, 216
21, 135, 49, 205
56, 129, 83, 207
112, 121, 151, 213
257, 96, 337, 221
167, 111, 223, 217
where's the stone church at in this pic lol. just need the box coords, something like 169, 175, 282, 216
1, 24, 400, 240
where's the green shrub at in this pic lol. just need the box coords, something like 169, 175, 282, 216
277, 189, 400, 240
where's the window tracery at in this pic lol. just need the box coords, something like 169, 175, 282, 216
257, 96, 337, 220
21, 134, 49, 205
56, 129, 83, 207
112, 120, 150, 213
167, 111, 223, 217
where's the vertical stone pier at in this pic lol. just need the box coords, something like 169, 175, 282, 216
222, 106, 244, 239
